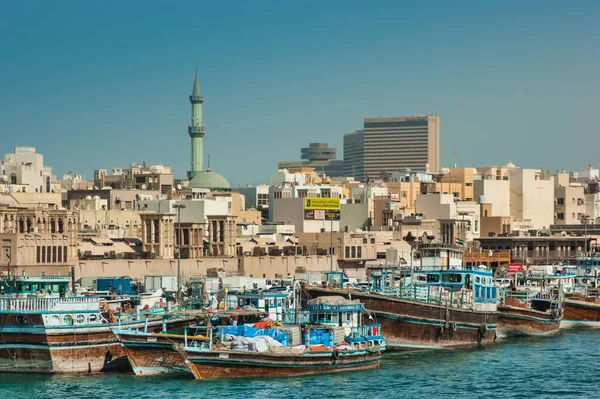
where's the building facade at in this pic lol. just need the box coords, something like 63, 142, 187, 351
278, 143, 344, 177
343, 130, 364, 180
362, 115, 440, 179
1, 147, 54, 194
0, 205, 79, 268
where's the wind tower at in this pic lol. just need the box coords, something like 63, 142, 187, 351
187, 70, 205, 179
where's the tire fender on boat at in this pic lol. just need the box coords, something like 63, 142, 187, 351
332, 349, 340, 362
449, 322, 457, 338
478, 324, 488, 339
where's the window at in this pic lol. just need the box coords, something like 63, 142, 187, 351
37, 247, 41, 263
63, 246, 67, 261
427, 274, 440, 283
52, 246, 57, 263
345, 246, 350, 258
363, 238, 367, 244
556, 198, 564, 205
351, 246, 356, 258
442, 274, 462, 283
41, 246, 46, 263
357, 246, 362, 258
556, 213, 564, 220
371, 238, 375, 244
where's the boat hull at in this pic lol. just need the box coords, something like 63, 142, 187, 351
497, 306, 561, 337
121, 339, 188, 376
305, 287, 497, 350
563, 299, 600, 323
0, 314, 193, 373
183, 349, 381, 380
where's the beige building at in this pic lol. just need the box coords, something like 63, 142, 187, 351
363, 115, 440, 178
438, 167, 475, 201
295, 231, 377, 269
415, 193, 480, 242
140, 212, 175, 259
554, 172, 586, 225
480, 204, 512, 237
94, 164, 174, 196
508, 168, 554, 230
0, 205, 79, 268
474, 179, 511, 217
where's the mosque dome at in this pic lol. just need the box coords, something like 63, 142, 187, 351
188, 170, 231, 191
506, 160, 517, 168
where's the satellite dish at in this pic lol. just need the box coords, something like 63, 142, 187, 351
161, 194, 167, 200
141, 184, 147, 190
177, 184, 182, 190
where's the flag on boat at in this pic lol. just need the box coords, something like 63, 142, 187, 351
452, 237, 465, 246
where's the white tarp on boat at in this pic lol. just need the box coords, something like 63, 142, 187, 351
228, 335, 284, 352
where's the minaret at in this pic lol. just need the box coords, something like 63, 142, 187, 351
187, 70, 205, 180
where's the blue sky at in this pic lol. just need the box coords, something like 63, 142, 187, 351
0, 1, 598, 185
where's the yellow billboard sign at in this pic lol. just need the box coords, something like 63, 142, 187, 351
303, 198, 340, 210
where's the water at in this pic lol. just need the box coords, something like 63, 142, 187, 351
1, 328, 597, 399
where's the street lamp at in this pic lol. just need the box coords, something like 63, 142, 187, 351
173, 204, 186, 302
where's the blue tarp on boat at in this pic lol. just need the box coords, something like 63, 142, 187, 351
309, 328, 331, 346
219, 325, 289, 346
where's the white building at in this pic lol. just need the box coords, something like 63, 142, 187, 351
415, 193, 480, 242
0, 147, 54, 193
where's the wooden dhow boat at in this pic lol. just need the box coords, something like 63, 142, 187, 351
179, 295, 385, 380
304, 266, 498, 351
0, 275, 193, 373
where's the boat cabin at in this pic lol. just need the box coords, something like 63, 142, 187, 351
306, 296, 363, 335
233, 292, 290, 321
0, 275, 70, 297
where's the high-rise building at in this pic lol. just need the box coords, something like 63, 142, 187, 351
278, 143, 344, 177
362, 115, 440, 178
343, 130, 364, 180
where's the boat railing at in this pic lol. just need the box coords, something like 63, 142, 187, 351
0, 296, 99, 313
397, 284, 475, 309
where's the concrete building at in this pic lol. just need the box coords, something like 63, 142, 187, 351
415, 193, 480, 243
554, 172, 586, 225
295, 231, 377, 269
278, 143, 344, 177
94, 164, 174, 196
271, 198, 340, 233
362, 115, 440, 179
474, 179, 511, 217
438, 167, 475, 201
476, 235, 592, 265
343, 130, 364, 180
233, 184, 270, 221
0, 147, 54, 194
508, 168, 554, 230
67, 188, 161, 211
140, 212, 175, 259
0, 204, 79, 268
71, 196, 143, 238
479, 204, 512, 237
